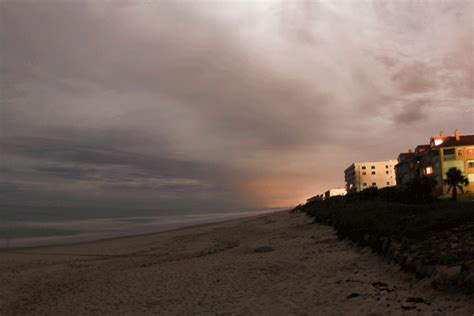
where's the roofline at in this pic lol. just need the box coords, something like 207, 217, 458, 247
433, 143, 474, 148
352, 159, 398, 165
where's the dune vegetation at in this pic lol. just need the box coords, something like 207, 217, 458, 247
296, 185, 474, 282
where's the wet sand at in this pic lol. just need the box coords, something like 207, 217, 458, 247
0, 210, 472, 315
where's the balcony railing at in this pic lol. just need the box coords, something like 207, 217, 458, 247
443, 154, 456, 161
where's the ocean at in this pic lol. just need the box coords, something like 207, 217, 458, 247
0, 207, 279, 248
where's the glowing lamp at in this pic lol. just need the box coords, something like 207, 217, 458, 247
425, 166, 433, 175
434, 139, 443, 146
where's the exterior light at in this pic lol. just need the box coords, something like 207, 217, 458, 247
425, 166, 433, 175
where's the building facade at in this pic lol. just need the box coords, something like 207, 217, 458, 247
344, 160, 397, 193
395, 145, 432, 187
396, 130, 474, 198
324, 188, 347, 199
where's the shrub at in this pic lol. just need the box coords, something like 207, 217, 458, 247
300, 195, 474, 265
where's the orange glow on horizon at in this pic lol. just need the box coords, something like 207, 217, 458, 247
244, 177, 326, 209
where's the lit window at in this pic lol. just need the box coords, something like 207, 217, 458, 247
468, 174, 474, 182
425, 166, 433, 175
434, 139, 443, 146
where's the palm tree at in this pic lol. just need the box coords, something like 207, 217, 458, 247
444, 167, 469, 201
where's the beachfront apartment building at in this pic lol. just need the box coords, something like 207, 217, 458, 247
395, 145, 431, 186
344, 160, 397, 193
395, 130, 474, 199
324, 188, 347, 199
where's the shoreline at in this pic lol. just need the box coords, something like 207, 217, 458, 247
0, 209, 285, 252
1, 210, 472, 314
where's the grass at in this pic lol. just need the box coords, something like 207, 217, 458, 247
299, 195, 474, 267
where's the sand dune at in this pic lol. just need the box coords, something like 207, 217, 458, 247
0, 211, 472, 315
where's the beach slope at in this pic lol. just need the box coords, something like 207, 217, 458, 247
0, 211, 472, 315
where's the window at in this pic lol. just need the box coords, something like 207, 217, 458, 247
386, 171, 389, 174
372, 171, 376, 175
468, 174, 474, 183
363, 182, 367, 186
362, 166, 366, 170
385, 165, 389, 168
371, 182, 376, 186
362, 172, 366, 175
468, 160, 474, 168
371, 166, 375, 169
387, 182, 390, 185
425, 166, 433, 175
443, 148, 456, 161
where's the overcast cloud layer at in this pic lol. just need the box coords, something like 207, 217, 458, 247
1, 0, 473, 211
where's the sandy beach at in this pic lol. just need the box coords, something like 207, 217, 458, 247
1, 210, 472, 315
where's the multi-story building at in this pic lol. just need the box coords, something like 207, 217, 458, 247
324, 188, 347, 199
344, 160, 397, 193
396, 130, 474, 198
395, 145, 431, 186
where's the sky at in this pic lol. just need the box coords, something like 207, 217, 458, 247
1, 0, 473, 212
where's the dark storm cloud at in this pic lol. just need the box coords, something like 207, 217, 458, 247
393, 99, 431, 125
33, 166, 95, 180
1, 137, 233, 184
1, 0, 473, 208
391, 62, 437, 94
2, 0, 330, 149
1, 135, 238, 203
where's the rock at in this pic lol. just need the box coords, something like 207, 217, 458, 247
372, 281, 395, 292
401, 305, 416, 310
346, 293, 360, 299
254, 246, 274, 253
406, 297, 430, 305
372, 281, 388, 288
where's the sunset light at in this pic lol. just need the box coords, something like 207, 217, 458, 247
1, 0, 473, 314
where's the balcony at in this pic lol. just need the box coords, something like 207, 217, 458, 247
443, 154, 456, 161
